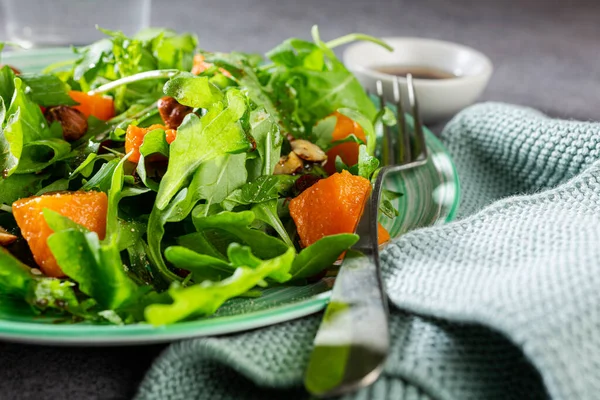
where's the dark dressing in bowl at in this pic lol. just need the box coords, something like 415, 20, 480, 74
374, 65, 457, 80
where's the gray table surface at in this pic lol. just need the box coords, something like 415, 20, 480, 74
0, 0, 599, 399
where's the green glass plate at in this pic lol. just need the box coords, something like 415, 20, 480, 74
0, 48, 460, 345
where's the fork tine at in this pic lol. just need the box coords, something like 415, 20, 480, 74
406, 74, 427, 161
377, 80, 394, 166
393, 77, 410, 165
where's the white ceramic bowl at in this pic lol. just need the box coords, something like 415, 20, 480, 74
343, 37, 493, 123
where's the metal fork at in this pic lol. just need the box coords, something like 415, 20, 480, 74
304, 74, 428, 398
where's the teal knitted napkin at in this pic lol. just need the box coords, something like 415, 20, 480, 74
136, 103, 600, 400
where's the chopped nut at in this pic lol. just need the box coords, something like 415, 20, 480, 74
274, 152, 304, 175
0, 227, 17, 247
158, 96, 193, 129
45, 106, 88, 141
291, 139, 327, 162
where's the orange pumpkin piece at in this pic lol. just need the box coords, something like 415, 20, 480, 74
12, 191, 109, 278
289, 170, 390, 247
191, 54, 232, 77
69, 90, 115, 121
323, 111, 367, 176
125, 124, 176, 163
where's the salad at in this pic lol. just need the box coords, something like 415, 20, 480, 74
0, 26, 400, 326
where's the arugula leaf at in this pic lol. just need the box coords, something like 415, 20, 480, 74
19, 73, 77, 106
72, 38, 113, 84
222, 175, 297, 210
155, 89, 251, 210
262, 32, 378, 139
192, 210, 289, 260
246, 108, 283, 180
1, 78, 71, 176
208, 52, 284, 126
82, 158, 120, 192
163, 74, 224, 108
251, 200, 294, 247
357, 144, 379, 179
290, 234, 358, 279
228, 243, 292, 283
144, 247, 294, 325
379, 189, 402, 219
0, 65, 15, 108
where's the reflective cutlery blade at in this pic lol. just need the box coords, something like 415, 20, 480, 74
304, 243, 390, 397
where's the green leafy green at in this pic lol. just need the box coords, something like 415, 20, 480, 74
357, 144, 379, 179
245, 108, 283, 180
290, 234, 358, 279
251, 200, 294, 247
192, 210, 289, 260
222, 175, 297, 210
155, 89, 251, 209
165, 246, 234, 282
144, 247, 294, 325
163, 74, 224, 108
0, 173, 50, 204
19, 73, 77, 106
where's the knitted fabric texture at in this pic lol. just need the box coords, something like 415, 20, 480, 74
136, 103, 600, 400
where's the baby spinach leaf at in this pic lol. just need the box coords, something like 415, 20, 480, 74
19, 73, 77, 106
194, 153, 247, 206
164, 246, 234, 282
192, 210, 289, 260
35, 178, 69, 195
290, 233, 359, 279
0, 172, 50, 204
246, 108, 283, 180
177, 231, 228, 261
144, 247, 294, 325
222, 175, 297, 210
155, 89, 250, 210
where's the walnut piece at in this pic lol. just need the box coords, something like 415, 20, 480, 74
291, 139, 327, 162
158, 96, 193, 129
45, 106, 88, 142
273, 152, 304, 175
